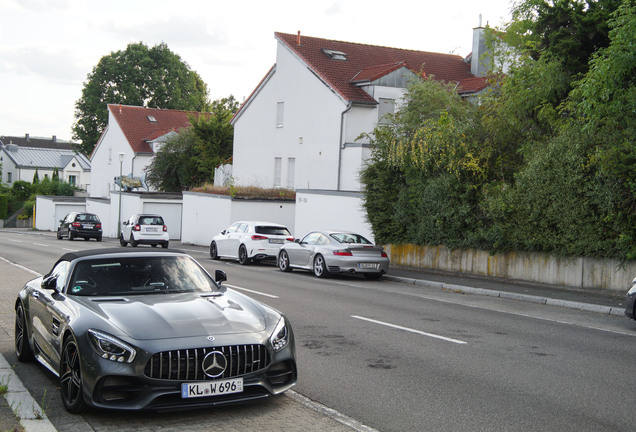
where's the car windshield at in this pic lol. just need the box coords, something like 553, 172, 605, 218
255, 226, 291, 236
330, 233, 372, 244
68, 256, 218, 296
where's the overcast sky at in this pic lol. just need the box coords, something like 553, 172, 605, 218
0, 0, 514, 141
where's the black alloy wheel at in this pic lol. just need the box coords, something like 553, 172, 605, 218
238, 245, 250, 265
210, 241, 219, 260
60, 336, 87, 413
15, 303, 33, 362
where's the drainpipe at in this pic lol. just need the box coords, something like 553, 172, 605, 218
337, 101, 353, 191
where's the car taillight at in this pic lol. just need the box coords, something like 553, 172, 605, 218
133, 224, 141, 231
333, 250, 353, 256
381, 251, 388, 258
286, 237, 295, 242
251, 235, 268, 241
96, 223, 102, 229
72, 222, 81, 227
163, 225, 167, 232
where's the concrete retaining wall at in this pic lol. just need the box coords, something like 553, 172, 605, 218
386, 244, 635, 294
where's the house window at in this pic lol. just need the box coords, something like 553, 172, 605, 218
276, 102, 284, 127
378, 98, 395, 124
274, 157, 282, 187
68, 175, 77, 186
7, 172, 12, 183
287, 158, 295, 189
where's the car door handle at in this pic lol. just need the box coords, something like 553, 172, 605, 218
31, 292, 39, 299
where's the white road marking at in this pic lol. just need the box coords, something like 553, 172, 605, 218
9, 239, 22, 242
352, 315, 467, 345
225, 284, 279, 298
33, 243, 49, 247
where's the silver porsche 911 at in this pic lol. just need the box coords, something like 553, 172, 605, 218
14, 248, 296, 413
277, 230, 390, 279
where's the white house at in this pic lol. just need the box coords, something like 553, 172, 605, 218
0, 134, 91, 190
89, 104, 198, 198
231, 30, 491, 194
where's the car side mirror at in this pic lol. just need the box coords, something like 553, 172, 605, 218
221, 230, 227, 235
41, 275, 58, 291
215, 270, 227, 283
294, 239, 301, 243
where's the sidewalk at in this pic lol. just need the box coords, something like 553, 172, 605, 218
385, 265, 627, 316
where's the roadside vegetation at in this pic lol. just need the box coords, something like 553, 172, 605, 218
361, 0, 635, 261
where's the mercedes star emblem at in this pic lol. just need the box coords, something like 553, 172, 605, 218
202, 351, 227, 378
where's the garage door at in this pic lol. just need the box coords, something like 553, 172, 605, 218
142, 203, 182, 240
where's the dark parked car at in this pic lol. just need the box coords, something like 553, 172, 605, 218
57, 212, 102, 241
14, 248, 297, 412
625, 276, 636, 319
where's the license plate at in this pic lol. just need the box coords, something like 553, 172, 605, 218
269, 239, 284, 244
146, 227, 158, 232
181, 378, 243, 399
358, 263, 379, 269
83, 224, 94, 229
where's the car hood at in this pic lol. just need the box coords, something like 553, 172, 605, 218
76, 291, 268, 340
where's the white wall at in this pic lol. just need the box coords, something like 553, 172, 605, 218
35, 196, 86, 231
180, 192, 296, 246
232, 41, 347, 191
294, 189, 374, 243
90, 114, 131, 198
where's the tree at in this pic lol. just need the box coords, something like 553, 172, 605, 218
32, 168, 39, 184
73, 42, 210, 156
145, 96, 239, 191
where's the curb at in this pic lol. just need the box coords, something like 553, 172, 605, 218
384, 275, 625, 317
0, 354, 57, 432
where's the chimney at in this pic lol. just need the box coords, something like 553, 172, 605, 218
297, 31, 301, 46
25, 133, 30, 142
471, 15, 488, 77
119, 104, 123, 114
52, 135, 57, 143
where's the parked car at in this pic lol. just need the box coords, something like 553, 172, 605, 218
120, 214, 169, 248
625, 276, 636, 319
209, 221, 294, 265
14, 248, 297, 412
57, 212, 102, 241
277, 230, 390, 279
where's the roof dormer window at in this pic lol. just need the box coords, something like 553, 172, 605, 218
322, 49, 347, 61
147, 115, 158, 123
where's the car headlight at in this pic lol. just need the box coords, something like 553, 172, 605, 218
270, 317, 289, 352
88, 329, 136, 363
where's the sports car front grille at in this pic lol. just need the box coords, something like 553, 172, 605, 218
145, 345, 270, 381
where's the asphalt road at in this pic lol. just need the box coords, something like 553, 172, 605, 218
1, 230, 635, 432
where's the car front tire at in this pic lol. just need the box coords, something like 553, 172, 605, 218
238, 245, 250, 265
278, 250, 292, 272
313, 254, 328, 278
60, 335, 87, 413
210, 241, 220, 260
15, 303, 33, 362
56, 230, 62, 240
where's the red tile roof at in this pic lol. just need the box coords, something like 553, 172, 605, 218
107, 104, 200, 154
275, 32, 478, 104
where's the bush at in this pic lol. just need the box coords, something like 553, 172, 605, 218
0, 194, 7, 219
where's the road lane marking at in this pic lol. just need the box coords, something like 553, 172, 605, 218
226, 284, 279, 298
33, 243, 49, 247
9, 239, 22, 242
352, 315, 467, 345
